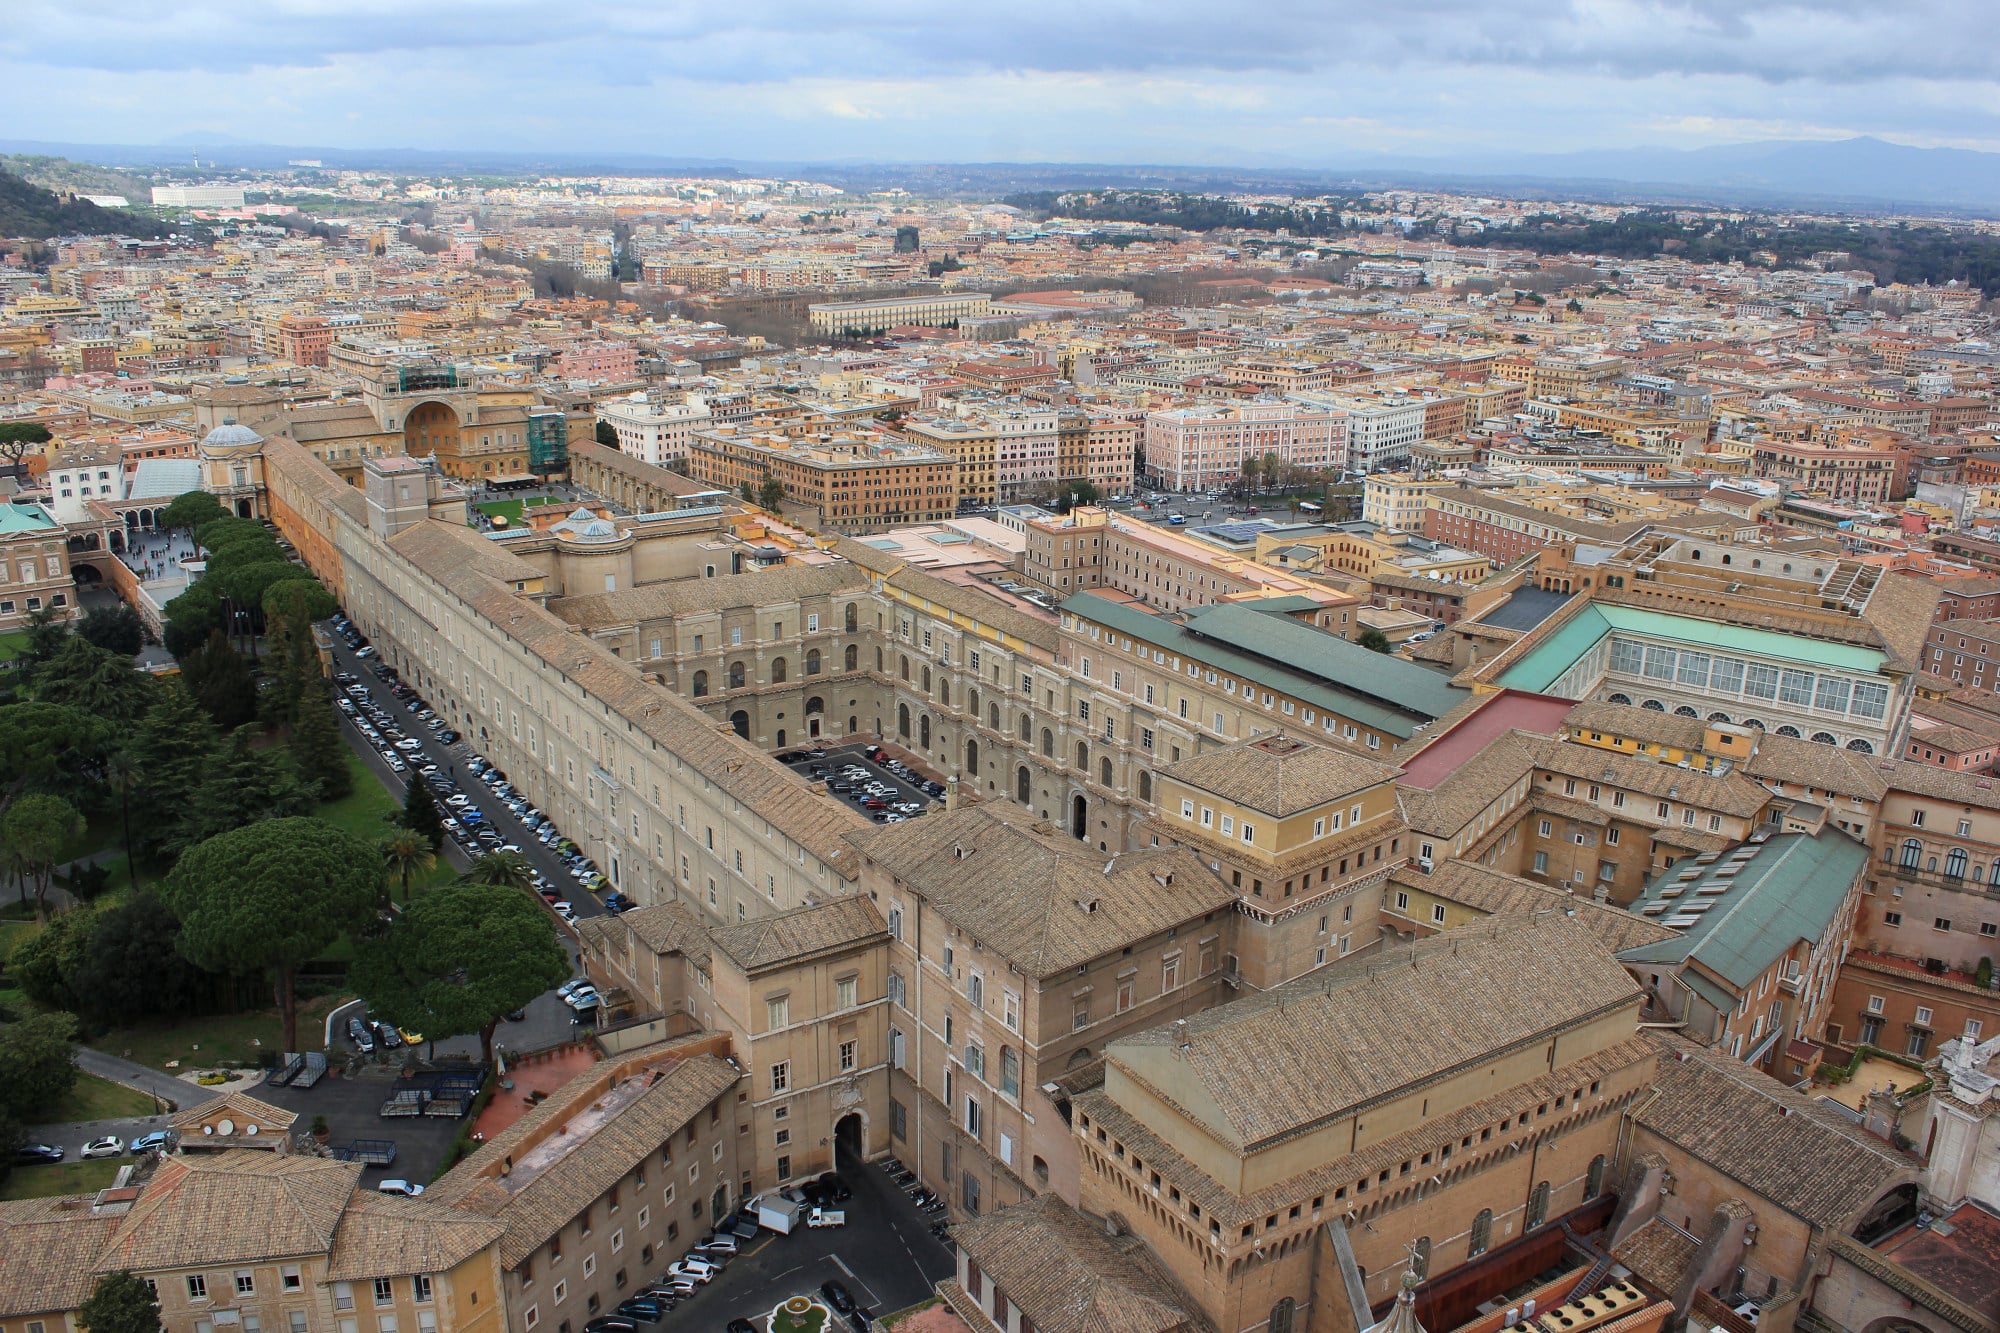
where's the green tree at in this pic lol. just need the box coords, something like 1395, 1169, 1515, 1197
0, 1011, 78, 1122
78, 1271, 161, 1333
70, 891, 214, 1028
462, 850, 536, 892
594, 419, 617, 447
131, 680, 218, 860
402, 777, 446, 851
739, 479, 756, 504
161, 581, 223, 658
4, 793, 85, 920
0, 420, 53, 474
8, 904, 92, 1009
20, 604, 72, 673
757, 474, 786, 510
160, 817, 383, 1052
34, 635, 157, 724
289, 688, 351, 801
75, 603, 145, 656
176, 726, 311, 854
383, 829, 437, 907
103, 750, 139, 885
179, 631, 257, 730
158, 489, 229, 534
1358, 628, 1393, 654
350, 880, 569, 1063
0, 701, 117, 807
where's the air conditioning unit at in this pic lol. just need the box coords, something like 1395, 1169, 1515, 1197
1416, 857, 1434, 874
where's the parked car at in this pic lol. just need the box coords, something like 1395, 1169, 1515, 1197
438, 730, 460, 745
14, 1143, 64, 1164
130, 1130, 170, 1153
348, 1017, 376, 1053
821, 1281, 858, 1315
377, 1179, 425, 1197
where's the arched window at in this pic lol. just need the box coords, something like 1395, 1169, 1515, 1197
899, 655, 910, 681
728, 661, 745, 689
898, 704, 911, 738
805, 696, 824, 716
1946, 848, 1968, 879
1526, 1180, 1551, 1230
938, 681, 950, 707
691, 670, 708, 697
1411, 1237, 1431, 1279
1269, 1300, 1296, 1333
1707, 712, 1731, 723
1607, 693, 1632, 705
846, 644, 859, 671
1775, 725, 1802, 738
1900, 838, 1922, 868
968, 688, 980, 717
989, 703, 1000, 730
845, 604, 858, 633
874, 647, 883, 672
1468, 1209, 1493, 1257
1075, 742, 1088, 770
1642, 699, 1666, 712
1101, 758, 1113, 787
1810, 731, 1836, 745
922, 666, 932, 693
1041, 728, 1054, 758
1016, 766, 1031, 804
729, 710, 749, 740
967, 738, 980, 774
1138, 771, 1152, 803
1846, 738, 1873, 753
919, 715, 931, 748
1584, 1154, 1607, 1201
1675, 706, 1699, 718
1019, 714, 1032, 742
805, 649, 821, 675
1742, 718, 1765, 731
1032, 1157, 1049, 1186
771, 657, 788, 683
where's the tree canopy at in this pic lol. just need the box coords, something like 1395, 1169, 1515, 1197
158, 489, 229, 534
161, 817, 383, 1051
78, 1271, 162, 1333
350, 880, 569, 1062
33, 635, 157, 725
4, 792, 85, 920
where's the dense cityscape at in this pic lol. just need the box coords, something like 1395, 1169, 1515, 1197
2, 39, 2000, 1333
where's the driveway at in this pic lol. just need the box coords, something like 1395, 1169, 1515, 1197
655, 1158, 953, 1327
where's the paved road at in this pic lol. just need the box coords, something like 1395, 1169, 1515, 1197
20, 1049, 220, 1162
656, 1158, 953, 1328
324, 635, 607, 925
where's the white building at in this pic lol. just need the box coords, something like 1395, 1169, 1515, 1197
1293, 392, 1426, 474
596, 393, 713, 468
46, 442, 126, 524
150, 184, 248, 209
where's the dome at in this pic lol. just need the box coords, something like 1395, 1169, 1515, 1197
200, 418, 265, 452
550, 507, 622, 544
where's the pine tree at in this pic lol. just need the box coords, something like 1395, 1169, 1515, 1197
402, 777, 446, 851
175, 727, 310, 855
132, 681, 219, 861
290, 688, 351, 802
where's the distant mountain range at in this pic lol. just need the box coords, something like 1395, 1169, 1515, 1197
4, 134, 1999, 214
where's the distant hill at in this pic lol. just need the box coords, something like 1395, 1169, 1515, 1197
0, 169, 177, 240
0, 153, 152, 200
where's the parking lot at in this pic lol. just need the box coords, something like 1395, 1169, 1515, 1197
646, 1158, 954, 1329
776, 743, 946, 826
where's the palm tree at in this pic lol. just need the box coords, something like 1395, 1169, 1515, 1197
462, 851, 535, 893
383, 829, 437, 907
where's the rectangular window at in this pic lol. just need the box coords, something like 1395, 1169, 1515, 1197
375, 1278, 395, 1306
1778, 669, 1815, 706
1642, 645, 1676, 680
189, 1276, 209, 1302
1815, 677, 1851, 713
766, 996, 789, 1029
1851, 682, 1888, 719
839, 1040, 857, 1072
1744, 663, 1779, 699
1676, 651, 1710, 687
237, 1272, 256, 1296
770, 1061, 789, 1093
1710, 657, 1745, 693
1609, 638, 1644, 674
835, 976, 857, 1009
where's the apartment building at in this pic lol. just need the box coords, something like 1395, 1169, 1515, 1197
1142, 400, 1345, 492
1147, 734, 1406, 989
1749, 437, 1904, 505
1360, 473, 1456, 533
683, 425, 957, 531
1921, 617, 2000, 692
1022, 506, 1109, 598
595, 394, 713, 468
0, 1142, 506, 1333
424, 1040, 744, 1333
851, 804, 1236, 1218
807, 293, 993, 338
898, 415, 999, 507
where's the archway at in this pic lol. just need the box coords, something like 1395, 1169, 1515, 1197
834, 1112, 863, 1167
235, 500, 251, 518
806, 696, 825, 740
1072, 793, 1087, 840
730, 710, 750, 740
1853, 1185, 1919, 1244
404, 400, 461, 461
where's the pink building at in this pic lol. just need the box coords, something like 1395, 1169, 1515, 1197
553, 341, 638, 383
1142, 399, 1346, 491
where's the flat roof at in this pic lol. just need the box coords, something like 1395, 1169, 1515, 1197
1398, 690, 1578, 789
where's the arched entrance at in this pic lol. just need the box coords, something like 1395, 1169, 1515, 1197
1853, 1185, 1919, 1244
1071, 793, 1088, 839
806, 696, 824, 739
730, 710, 750, 740
235, 500, 252, 518
404, 400, 461, 462
834, 1112, 863, 1167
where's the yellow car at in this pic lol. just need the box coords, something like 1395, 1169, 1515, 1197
398, 1027, 424, 1045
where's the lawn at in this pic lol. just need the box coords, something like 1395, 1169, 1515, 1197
472, 496, 557, 527
0, 916, 39, 1012
0, 1158, 121, 1201
313, 750, 457, 902
42, 1072, 159, 1122
771, 1304, 829, 1333
0, 628, 31, 662
88, 991, 344, 1069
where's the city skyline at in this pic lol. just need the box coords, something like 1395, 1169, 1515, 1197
8, 0, 2000, 168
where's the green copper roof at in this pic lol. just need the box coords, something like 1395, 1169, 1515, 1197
1499, 602, 1885, 694
1062, 593, 1468, 739
1618, 830, 1866, 989
0, 502, 59, 535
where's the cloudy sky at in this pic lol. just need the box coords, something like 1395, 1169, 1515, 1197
7, 0, 1998, 163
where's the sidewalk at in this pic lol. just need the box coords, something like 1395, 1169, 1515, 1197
75, 1047, 222, 1112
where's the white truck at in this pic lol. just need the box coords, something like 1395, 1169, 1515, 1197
755, 1194, 802, 1234
807, 1207, 846, 1228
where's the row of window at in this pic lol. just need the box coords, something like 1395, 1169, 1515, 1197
1607, 638, 1889, 720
